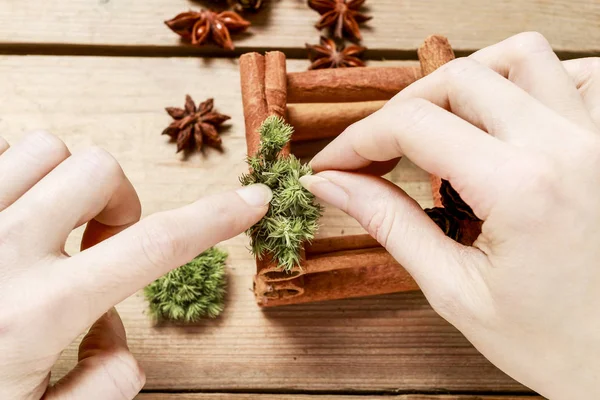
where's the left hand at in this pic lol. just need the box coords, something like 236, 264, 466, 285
0, 133, 271, 399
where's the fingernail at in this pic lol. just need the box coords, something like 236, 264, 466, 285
299, 174, 349, 210
308, 157, 321, 172
237, 184, 273, 207
299, 175, 329, 191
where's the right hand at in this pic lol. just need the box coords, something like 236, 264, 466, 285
300, 32, 600, 399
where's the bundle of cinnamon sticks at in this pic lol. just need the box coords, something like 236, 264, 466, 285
240, 35, 465, 307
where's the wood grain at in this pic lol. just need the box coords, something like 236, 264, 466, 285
0, 55, 524, 393
136, 395, 542, 400
0, 0, 598, 54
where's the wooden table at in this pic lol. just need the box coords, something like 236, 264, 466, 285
1, 1, 597, 398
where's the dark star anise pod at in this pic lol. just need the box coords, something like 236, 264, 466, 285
439, 180, 479, 221
424, 207, 460, 241
308, 0, 372, 41
306, 36, 366, 69
162, 95, 230, 153
165, 9, 251, 50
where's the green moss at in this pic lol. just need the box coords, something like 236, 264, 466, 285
240, 116, 323, 271
144, 247, 227, 322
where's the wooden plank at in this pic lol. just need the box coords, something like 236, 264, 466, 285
136, 395, 542, 399
0, 55, 526, 393
0, 0, 598, 54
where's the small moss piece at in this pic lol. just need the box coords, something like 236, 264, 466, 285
144, 247, 227, 322
240, 116, 323, 271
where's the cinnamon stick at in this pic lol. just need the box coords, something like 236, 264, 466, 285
287, 101, 386, 142
254, 275, 305, 303
304, 247, 396, 275
417, 35, 455, 208
256, 250, 305, 282
240, 52, 268, 157
265, 51, 287, 119
255, 238, 422, 306
241, 51, 301, 278
418, 35, 456, 76
305, 234, 380, 255
287, 66, 422, 104
256, 259, 418, 307
258, 234, 382, 283
240, 51, 290, 157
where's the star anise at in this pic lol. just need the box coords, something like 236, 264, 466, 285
424, 207, 460, 241
165, 9, 251, 50
439, 180, 479, 221
162, 95, 230, 153
423, 180, 481, 243
308, 0, 372, 41
306, 36, 366, 69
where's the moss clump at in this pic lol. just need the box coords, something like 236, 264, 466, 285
144, 247, 227, 322
240, 116, 323, 271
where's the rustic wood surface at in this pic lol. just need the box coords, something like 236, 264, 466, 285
0, 55, 525, 394
0, 0, 585, 397
0, 0, 598, 55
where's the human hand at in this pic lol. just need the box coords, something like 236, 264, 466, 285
299, 32, 600, 399
0, 134, 271, 400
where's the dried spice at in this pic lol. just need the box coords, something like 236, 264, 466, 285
424, 180, 480, 242
165, 9, 250, 50
424, 207, 460, 240
439, 180, 479, 220
306, 36, 366, 69
162, 95, 230, 153
308, 0, 372, 41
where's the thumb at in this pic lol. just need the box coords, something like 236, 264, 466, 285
45, 308, 145, 400
299, 171, 482, 298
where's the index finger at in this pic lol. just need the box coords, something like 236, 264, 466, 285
562, 58, 600, 128
54, 184, 271, 339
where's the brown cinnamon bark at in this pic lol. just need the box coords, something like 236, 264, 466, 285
418, 35, 456, 76
305, 234, 380, 255
256, 256, 418, 307
256, 250, 305, 282
241, 51, 298, 277
304, 247, 396, 274
240, 51, 290, 157
254, 275, 305, 304
240, 52, 268, 157
417, 35, 456, 207
287, 101, 386, 142
258, 234, 380, 283
255, 234, 421, 306
287, 66, 422, 103
265, 51, 287, 119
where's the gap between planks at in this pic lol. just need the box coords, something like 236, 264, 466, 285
0, 42, 596, 61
